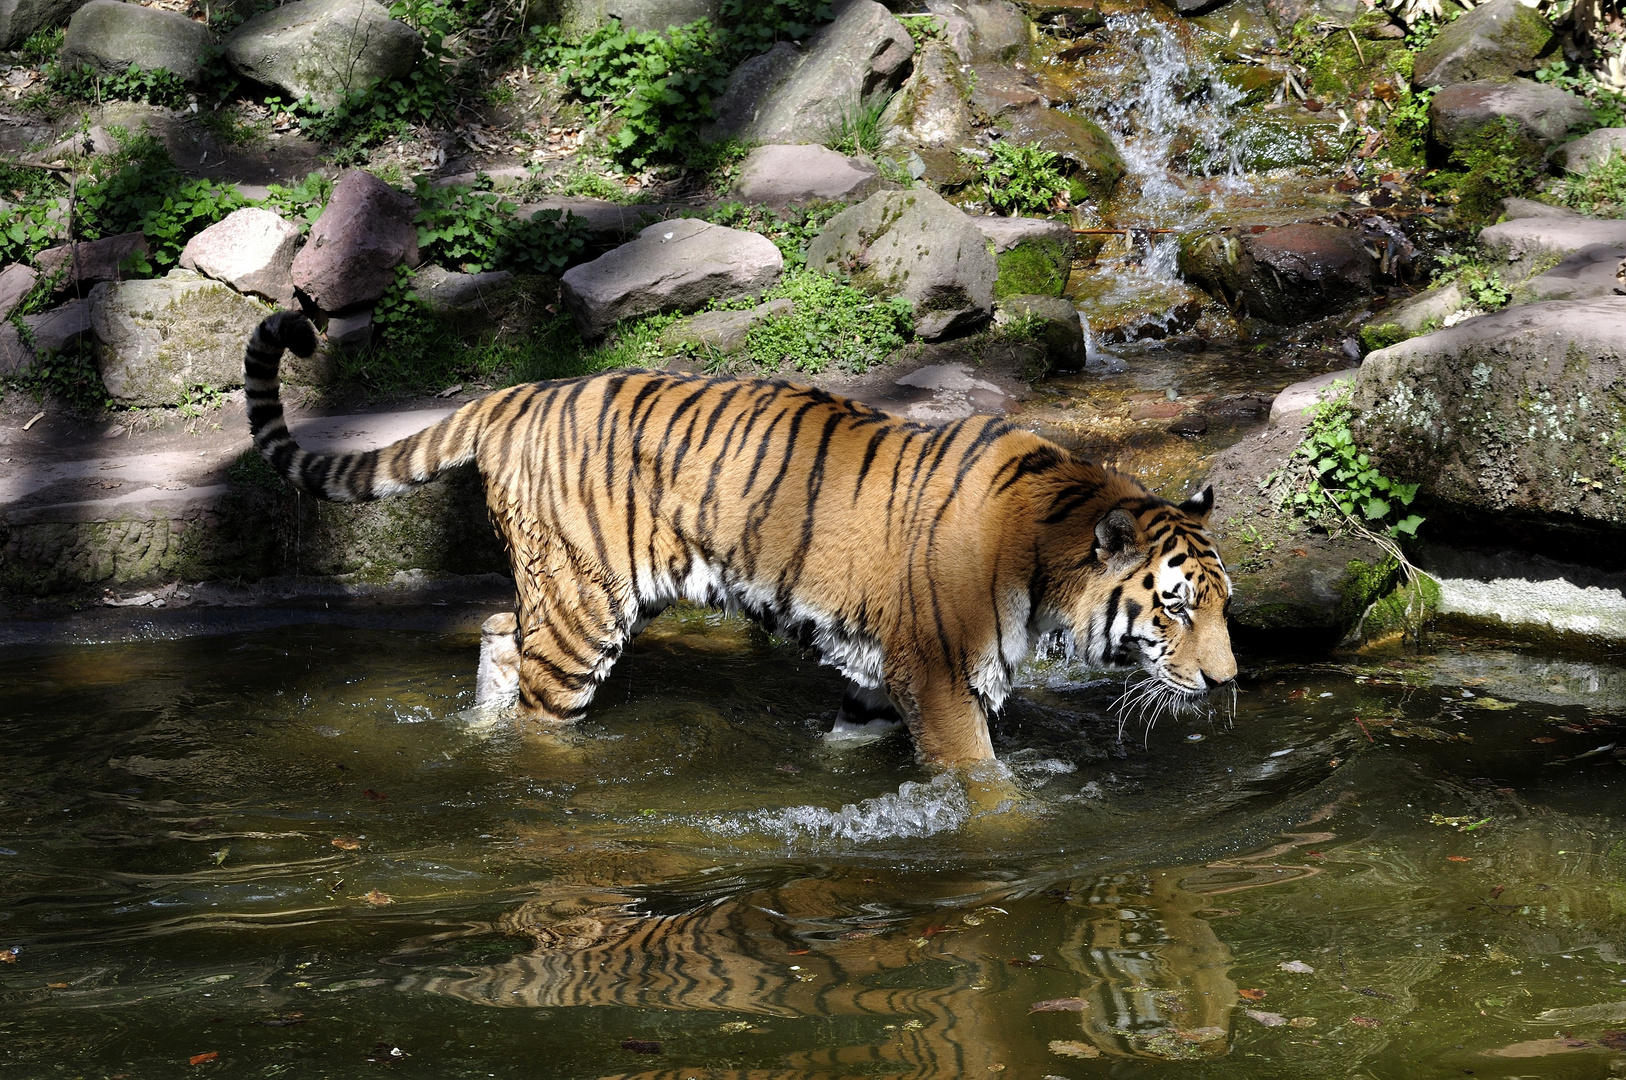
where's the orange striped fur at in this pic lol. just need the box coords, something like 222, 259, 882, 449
246, 312, 1235, 765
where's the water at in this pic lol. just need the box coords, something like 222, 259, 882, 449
2, 613, 1623, 1077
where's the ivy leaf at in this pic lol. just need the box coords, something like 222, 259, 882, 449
1391, 514, 1425, 537
1363, 496, 1391, 520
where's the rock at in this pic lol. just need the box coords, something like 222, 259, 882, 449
559, 218, 783, 338
224, 0, 422, 112
0, 264, 38, 320
703, 0, 914, 146
1361, 283, 1466, 347
1229, 110, 1353, 171
325, 308, 373, 349
993, 105, 1125, 202
994, 293, 1083, 370
1549, 126, 1626, 173
290, 169, 419, 314
430, 165, 532, 191
1168, 411, 1208, 436
806, 188, 997, 341
971, 214, 1074, 298
1417, 544, 1626, 644
1268, 369, 1355, 427
560, 0, 720, 32
887, 361, 1015, 420
0, 298, 90, 375
516, 197, 656, 242
1518, 243, 1626, 301
962, 0, 1030, 61
1412, 0, 1553, 88
178, 207, 302, 307
1500, 196, 1583, 220
90, 270, 273, 406
41, 123, 122, 160
731, 144, 885, 206
880, 40, 975, 147
1024, 0, 1104, 36
34, 232, 148, 292
1429, 78, 1591, 150
410, 265, 517, 317
1478, 213, 1626, 279
1264, 0, 1362, 30
60, 0, 214, 83
1179, 222, 1375, 324
0, 0, 93, 50
965, 62, 1045, 119
660, 298, 794, 355
1354, 296, 1626, 545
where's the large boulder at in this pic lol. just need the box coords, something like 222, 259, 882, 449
60, 0, 214, 83
1179, 222, 1376, 324
731, 144, 885, 206
703, 0, 914, 146
971, 214, 1074, 298
290, 170, 419, 314
880, 40, 976, 148
994, 293, 1082, 370
806, 188, 997, 340
993, 106, 1125, 203
90, 270, 273, 406
1550, 126, 1626, 173
1412, 0, 1553, 88
178, 207, 302, 307
223, 0, 422, 111
0, 264, 38, 321
0, 298, 90, 375
0, 0, 92, 50
1429, 78, 1590, 150
1353, 297, 1626, 546
1519, 244, 1626, 302
559, 218, 783, 338
1478, 210, 1626, 279
925, 0, 1030, 62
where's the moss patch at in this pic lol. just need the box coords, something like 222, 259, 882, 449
995, 240, 1069, 299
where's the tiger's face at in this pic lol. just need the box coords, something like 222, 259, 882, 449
1058, 486, 1236, 709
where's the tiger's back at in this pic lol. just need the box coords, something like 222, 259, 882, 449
246, 313, 1235, 765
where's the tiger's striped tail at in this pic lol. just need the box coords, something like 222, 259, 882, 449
245, 312, 483, 503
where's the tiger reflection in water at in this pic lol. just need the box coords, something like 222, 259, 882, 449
399, 835, 1331, 1076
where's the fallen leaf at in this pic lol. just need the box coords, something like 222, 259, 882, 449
1239, 988, 1266, 1001
1047, 1040, 1100, 1059
363, 890, 393, 906
1532, 737, 1558, 744
1488, 1038, 1593, 1058
1289, 1016, 1318, 1028
1447, 855, 1472, 863
0, 946, 17, 962
1279, 960, 1315, 974
363, 789, 387, 801
1180, 1027, 1227, 1042
1245, 1009, 1287, 1026
1472, 697, 1518, 710
1599, 1031, 1626, 1051
620, 1038, 662, 1054
787, 948, 809, 955
331, 837, 361, 850
1350, 1016, 1380, 1028
1489, 885, 1505, 900
921, 925, 953, 937
1029, 998, 1087, 1013
189, 1051, 218, 1065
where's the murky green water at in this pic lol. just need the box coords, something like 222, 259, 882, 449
2, 614, 1624, 1078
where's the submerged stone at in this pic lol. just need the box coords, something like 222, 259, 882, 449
1179, 222, 1375, 324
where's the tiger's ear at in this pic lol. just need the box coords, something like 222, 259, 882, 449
1178, 485, 1215, 522
1094, 509, 1140, 562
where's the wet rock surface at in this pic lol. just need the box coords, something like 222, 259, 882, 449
1179, 222, 1377, 324
560, 217, 783, 338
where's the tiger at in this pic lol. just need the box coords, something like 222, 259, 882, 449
244, 311, 1236, 767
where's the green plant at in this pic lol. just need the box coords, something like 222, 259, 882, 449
412, 177, 591, 274
714, 0, 831, 58
971, 141, 1068, 216
177, 383, 225, 418
1535, 57, 1626, 131
560, 167, 637, 202
1383, 86, 1435, 169
700, 201, 844, 269
50, 63, 189, 107
72, 133, 246, 268
827, 91, 891, 157
1432, 251, 1512, 309
1272, 389, 1424, 539
255, 172, 333, 232
1358, 322, 1409, 353
1551, 148, 1626, 217
2, 338, 112, 413
896, 12, 945, 49
740, 269, 913, 375
0, 170, 62, 264
19, 26, 63, 65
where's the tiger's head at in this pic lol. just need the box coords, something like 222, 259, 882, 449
1044, 485, 1236, 713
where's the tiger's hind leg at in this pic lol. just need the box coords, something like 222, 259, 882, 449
824, 682, 903, 745
475, 612, 521, 708
512, 564, 628, 725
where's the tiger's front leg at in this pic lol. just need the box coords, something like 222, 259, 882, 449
894, 678, 997, 766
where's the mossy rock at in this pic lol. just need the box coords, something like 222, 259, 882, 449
995, 239, 1069, 299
